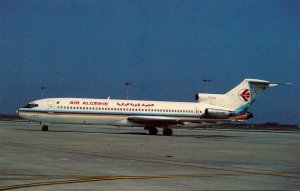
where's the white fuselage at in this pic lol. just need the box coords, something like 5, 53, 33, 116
18, 98, 214, 128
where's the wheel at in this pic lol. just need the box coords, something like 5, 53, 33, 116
148, 127, 158, 135
163, 128, 173, 136
42, 125, 48, 131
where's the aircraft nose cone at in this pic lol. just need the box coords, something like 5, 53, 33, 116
16, 110, 19, 116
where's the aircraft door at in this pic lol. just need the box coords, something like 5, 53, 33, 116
47, 100, 54, 113
194, 107, 201, 116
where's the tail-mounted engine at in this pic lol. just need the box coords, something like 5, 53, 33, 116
204, 108, 234, 119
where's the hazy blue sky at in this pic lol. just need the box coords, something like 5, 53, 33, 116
0, 0, 299, 124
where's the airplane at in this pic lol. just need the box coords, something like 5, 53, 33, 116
17, 79, 287, 136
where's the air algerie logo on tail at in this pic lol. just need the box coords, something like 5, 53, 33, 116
238, 89, 251, 102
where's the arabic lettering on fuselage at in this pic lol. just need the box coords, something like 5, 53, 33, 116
117, 102, 154, 107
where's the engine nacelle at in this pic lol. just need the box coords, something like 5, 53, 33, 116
195, 93, 212, 102
205, 108, 234, 119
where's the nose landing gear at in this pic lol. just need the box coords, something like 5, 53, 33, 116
42, 125, 48, 131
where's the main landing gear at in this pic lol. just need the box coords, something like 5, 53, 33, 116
148, 127, 158, 135
163, 127, 173, 136
42, 125, 48, 131
148, 127, 173, 136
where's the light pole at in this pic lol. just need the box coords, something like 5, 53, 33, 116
41, 86, 46, 98
125, 82, 132, 100
203, 79, 212, 93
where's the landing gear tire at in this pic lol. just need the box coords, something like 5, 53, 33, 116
163, 128, 173, 136
42, 125, 48, 131
148, 127, 158, 135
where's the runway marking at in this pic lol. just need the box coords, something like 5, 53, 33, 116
0, 173, 251, 190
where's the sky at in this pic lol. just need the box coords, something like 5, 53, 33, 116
0, 0, 299, 124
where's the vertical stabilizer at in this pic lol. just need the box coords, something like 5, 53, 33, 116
225, 79, 282, 113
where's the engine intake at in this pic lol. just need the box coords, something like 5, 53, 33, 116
195, 94, 199, 101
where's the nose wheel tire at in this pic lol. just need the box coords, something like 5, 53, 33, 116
42, 125, 48, 131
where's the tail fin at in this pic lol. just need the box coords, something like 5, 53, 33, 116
196, 79, 288, 113
225, 79, 286, 112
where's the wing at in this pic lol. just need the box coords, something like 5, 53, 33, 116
128, 116, 184, 126
127, 115, 241, 127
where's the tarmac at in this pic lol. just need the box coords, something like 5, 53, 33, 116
0, 121, 299, 190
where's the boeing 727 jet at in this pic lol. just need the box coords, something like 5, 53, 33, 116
17, 79, 286, 136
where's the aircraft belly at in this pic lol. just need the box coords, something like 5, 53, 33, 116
43, 114, 126, 125
19, 111, 127, 125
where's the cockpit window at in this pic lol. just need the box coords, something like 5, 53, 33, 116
23, 103, 39, 108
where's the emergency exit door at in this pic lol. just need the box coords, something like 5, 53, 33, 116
47, 100, 54, 113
